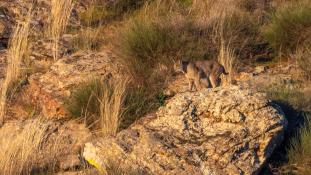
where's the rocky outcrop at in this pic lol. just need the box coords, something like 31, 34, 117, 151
83, 86, 287, 175
23, 51, 120, 119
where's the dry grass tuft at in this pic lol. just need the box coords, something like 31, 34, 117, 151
0, 10, 32, 126
100, 76, 129, 137
281, 114, 311, 175
218, 41, 237, 86
0, 119, 49, 175
70, 27, 104, 52
66, 76, 130, 135
49, 0, 74, 60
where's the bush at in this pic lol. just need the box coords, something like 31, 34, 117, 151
120, 86, 162, 129
120, 16, 179, 82
66, 77, 162, 131
118, 0, 261, 83
66, 79, 104, 125
263, 0, 311, 54
78, 0, 151, 26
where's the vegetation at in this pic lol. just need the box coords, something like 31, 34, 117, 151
264, 84, 311, 113
260, 81, 311, 174
0, 11, 32, 126
99, 76, 128, 136
284, 114, 311, 175
0, 119, 52, 174
70, 27, 104, 52
66, 77, 162, 132
1, 0, 311, 174
263, 0, 311, 54
117, 0, 259, 91
66, 79, 104, 120
49, 0, 74, 60
78, 0, 150, 26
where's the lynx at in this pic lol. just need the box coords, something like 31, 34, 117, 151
179, 60, 228, 90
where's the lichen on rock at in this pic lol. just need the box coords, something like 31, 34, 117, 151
83, 85, 287, 175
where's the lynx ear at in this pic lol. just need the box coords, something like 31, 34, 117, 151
181, 60, 189, 73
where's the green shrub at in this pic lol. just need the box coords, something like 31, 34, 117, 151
66, 79, 104, 119
284, 114, 311, 175
263, 0, 311, 54
66, 78, 162, 130
120, 17, 179, 81
120, 86, 162, 129
118, 0, 260, 84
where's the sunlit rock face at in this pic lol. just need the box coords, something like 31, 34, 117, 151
83, 85, 287, 175
24, 51, 119, 119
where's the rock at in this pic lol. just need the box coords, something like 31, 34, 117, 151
59, 154, 82, 170
253, 66, 268, 75
24, 51, 120, 119
0, 50, 6, 80
83, 86, 287, 175
55, 169, 99, 175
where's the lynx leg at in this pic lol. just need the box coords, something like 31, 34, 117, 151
194, 79, 202, 91
209, 75, 220, 88
200, 78, 211, 88
189, 79, 195, 91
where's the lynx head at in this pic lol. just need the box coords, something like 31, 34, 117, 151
174, 59, 189, 73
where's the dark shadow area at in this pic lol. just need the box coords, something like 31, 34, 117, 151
260, 101, 307, 175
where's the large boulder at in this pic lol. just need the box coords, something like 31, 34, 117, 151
83, 86, 287, 175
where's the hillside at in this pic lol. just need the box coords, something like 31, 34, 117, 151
0, 0, 310, 174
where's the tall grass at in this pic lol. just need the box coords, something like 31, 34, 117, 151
66, 76, 129, 135
0, 119, 49, 174
70, 27, 104, 52
218, 41, 237, 86
263, 0, 311, 54
215, 9, 238, 86
49, 0, 74, 60
283, 114, 311, 175
66, 79, 104, 121
0, 11, 32, 126
100, 76, 129, 136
